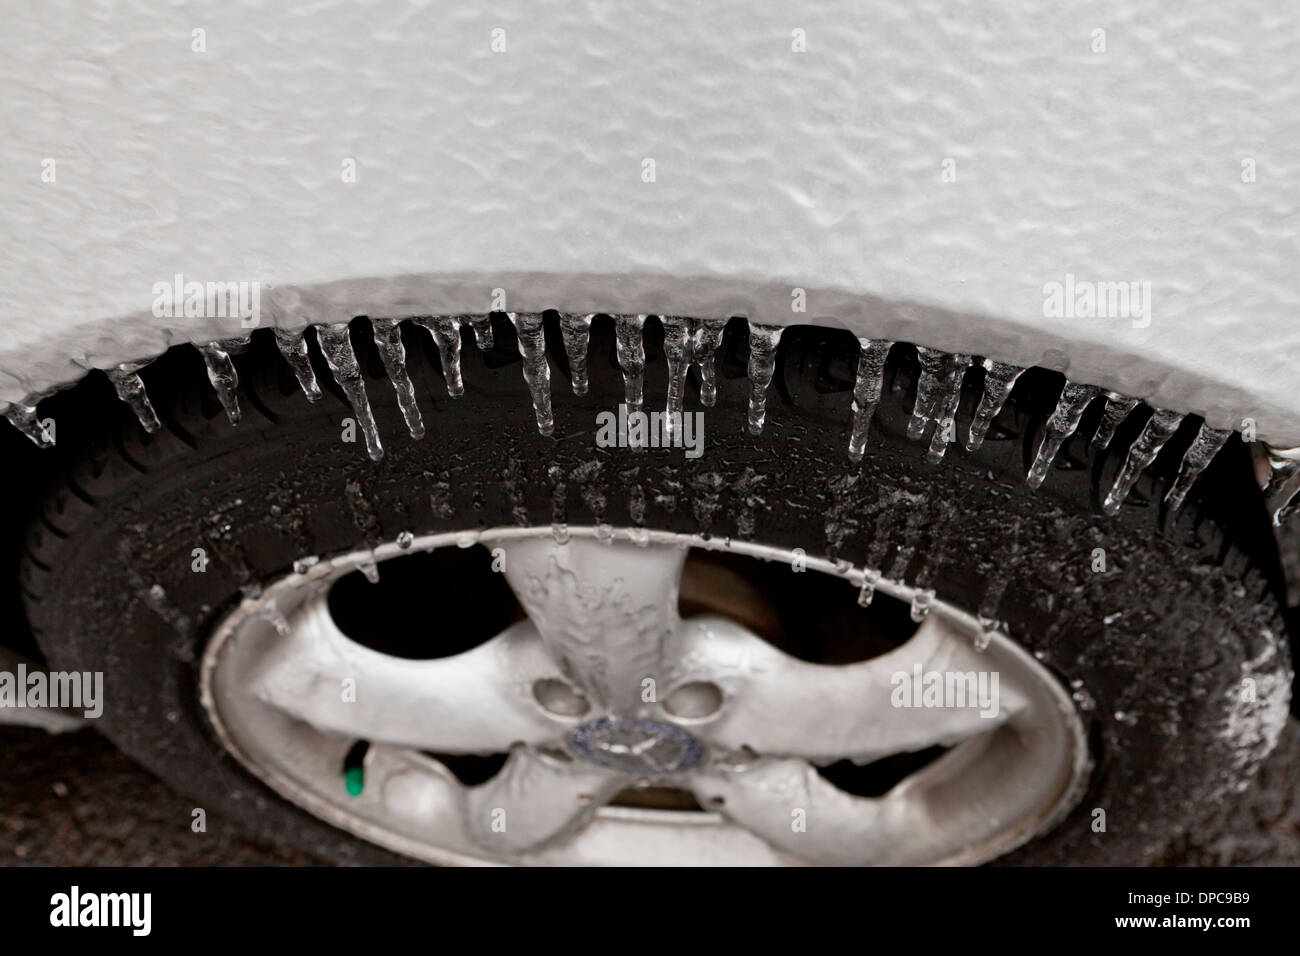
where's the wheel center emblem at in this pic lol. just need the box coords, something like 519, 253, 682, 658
571, 716, 703, 775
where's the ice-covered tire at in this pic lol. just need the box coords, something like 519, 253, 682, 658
19, 314, 1293, 864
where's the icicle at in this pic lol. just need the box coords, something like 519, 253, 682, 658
926, 353, 972, 462
689, 318, 728, 408
1026, 382, 1100, 489
106, 362, 160, 433
847, 338, 893, 462
273, 328, 323, 402
3, 397, 54, 447
1102, 408, 1185, 515
371, 319, 425, 440
1091, 391, 1139, 449
907, 348, 971, 461
559, 314, 594, 396
661, 316, 692, 442
412, 317, 464, 398
1263, 452, 1300, 527
465, 315, 494, 350
358, 559, 380, 584
1165, 423, 1231, 513
509, 312, 554, 436
909, 588, 935, 622
614, 314, 647, 410
198, 342, 242, 426
745, 323, 783, 435
966, 359, 1024, 452
316, 323, 384, 461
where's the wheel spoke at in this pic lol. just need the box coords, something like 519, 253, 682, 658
691, 757, 935, 866
668, 613, 1027, 765
244, 596, 558, 755
460, 745, 622, 853
492, 534, 687, 712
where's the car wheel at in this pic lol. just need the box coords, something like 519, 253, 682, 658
20, 313, 1291, 865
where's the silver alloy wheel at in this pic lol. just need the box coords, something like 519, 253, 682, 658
201, 527, 1090, 866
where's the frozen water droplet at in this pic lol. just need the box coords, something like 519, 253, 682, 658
627, 526, 650, 547
272, 328, 323, 402
745, 323, 783, 435
966, 359, 1024, 452
371, 319, 425, 440
293, 555, 320, 575
614, 314, 647, 412
258, 600, 291, 636
551, 522, 570, 545
106, 363, 160, 433
1071, 686, 1096, 712
198, 341, 242, 426
508, 312, 555, 437
558, 313, 594, 396
317, 323, 384, 460
909, 588, 935, 621
396, 531, 414, 550
661, 316, 692, 440
455, 532, 476, 549
595, 523, 614, 543
358, 560, 380, 584
1027, 382, 1101, 488
847, 338, 892, 462
1113, 709, 1137, 727
413, 317, 465, 398
974, 617, 999, 652
1102, 409, 1184, 515
1165, 422, 1231, 513
239, 581, 263, 601
689, 318, 728, 408
857, 568, 881, 607
1091, 392, 1139, 450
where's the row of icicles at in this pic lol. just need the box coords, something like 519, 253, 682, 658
1, 315, 1230, 516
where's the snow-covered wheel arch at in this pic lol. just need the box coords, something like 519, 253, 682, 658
2, 0, 1297, 450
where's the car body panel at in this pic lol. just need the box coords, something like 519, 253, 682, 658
2, 0, 1297, 440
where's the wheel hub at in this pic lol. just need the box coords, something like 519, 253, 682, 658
200, 526, 1090, 866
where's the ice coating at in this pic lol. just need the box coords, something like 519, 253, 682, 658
559, 313, 594, 397
1092, 391, 1141, 450
688, 318, 728, 408
197, 341, 242, 427
661, 316, 692, 441
414, 316, 464, 398
1102, 408, 1186, 515
509, 312, 555, 437
1026, 382, 1101, 489
966, 359, 1024, 452
106, 363, 160, 433
316, 322, 384, 461
1165, 422, 1231, 513
745, 323, 783, 436
847, 338, 893, 463
272, 328, 323, 402
371, 318, 425, 440
613, 315, 647, 411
